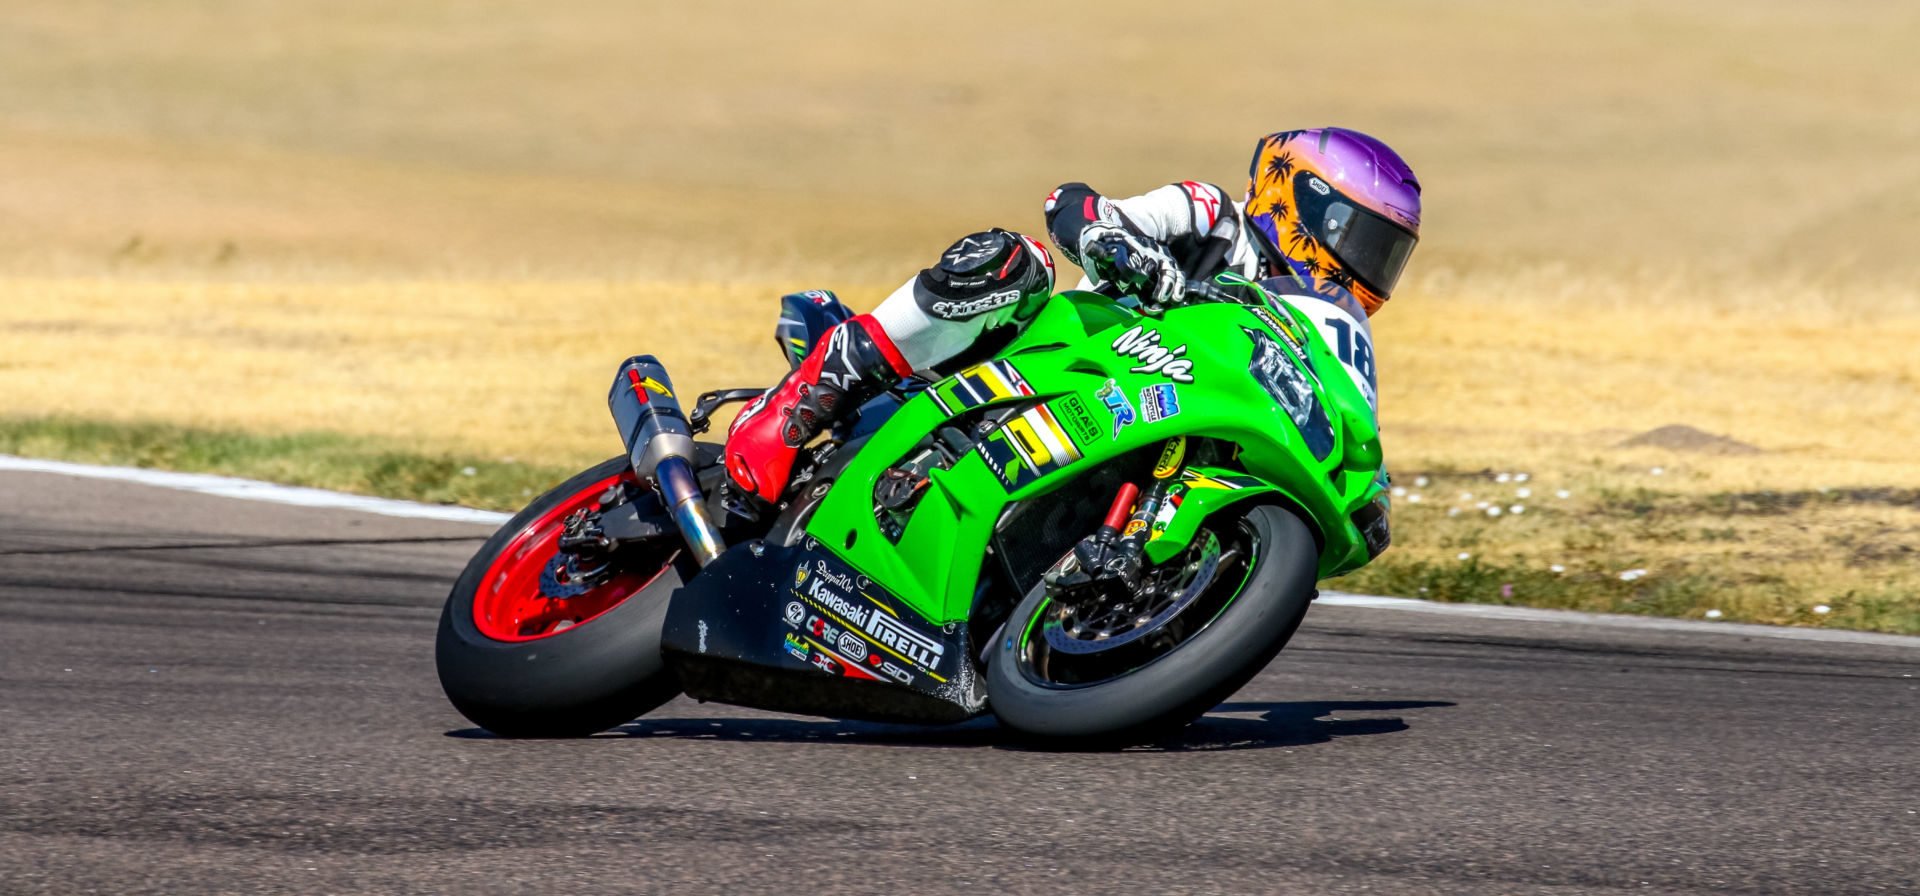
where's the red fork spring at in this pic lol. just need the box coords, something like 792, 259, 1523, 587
1102, 482, 1141, 533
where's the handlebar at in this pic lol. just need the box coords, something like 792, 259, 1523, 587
1179, 278, 1244, 306
1094, 237, 1264, 310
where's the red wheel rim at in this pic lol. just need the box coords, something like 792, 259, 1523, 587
472, 472, 679, 642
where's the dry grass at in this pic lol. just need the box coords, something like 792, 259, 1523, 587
0, 278, 808, 467
7, 272, 1918, 480
2, 0, 1916, 280
2, 0, 1917, 629
6, 273, 1918, 632
1377, 270, 1920, 488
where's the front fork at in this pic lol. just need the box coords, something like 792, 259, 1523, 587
1046, 436, 1187, 594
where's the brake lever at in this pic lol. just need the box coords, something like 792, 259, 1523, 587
686, 387, 768, 435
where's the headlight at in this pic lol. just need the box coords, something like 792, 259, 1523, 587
1244, 327, 1336, 460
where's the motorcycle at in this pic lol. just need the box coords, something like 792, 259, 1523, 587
435, 271, 1390, 745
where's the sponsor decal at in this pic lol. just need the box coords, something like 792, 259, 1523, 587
1248, 304, 1307, 349
639, 377, 673, 398
1095, 379, 1135, 439
979, 403, 1084, 490
794, 565, 808, 587
800, 289, 835, 306
1140, 383, 1182, 424
1110, 325, 1196, 383
929, 360, 1034, 415
1307, 176, 1331, 196
783, 600, 806, 626
784, 632, 810, 661
1044, 186, 1062, 213
836, 631, 869, 662
809, 650, 844, 676
1122, 519, 1148, 537
876, 660, 914, 685
810, 559, 859, 593
1153, 435, 1186, 479
697, 619, 708, 654
790, 552, 951, 683
1149, 487, 1185, 540
930, 289, 1022, 319
801, 574, 870, 629
1053, 394, 1102, 449
1179, 469, 1266, 491
865, 610, 945, 672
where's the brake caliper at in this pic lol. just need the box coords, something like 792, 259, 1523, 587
541, 487, 622, 598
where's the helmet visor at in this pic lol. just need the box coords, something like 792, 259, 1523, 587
1296, 173, 1418, 297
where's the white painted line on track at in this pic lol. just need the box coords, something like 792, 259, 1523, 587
0, 455, 511, 526
5, 455, 1916, 647
1318, 591, 1920, 648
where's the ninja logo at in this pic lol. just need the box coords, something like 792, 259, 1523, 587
1110, 326, 1196, 383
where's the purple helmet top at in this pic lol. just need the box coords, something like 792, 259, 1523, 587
1293, 127, 1421, 231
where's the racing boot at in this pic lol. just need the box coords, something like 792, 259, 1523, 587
724, 313, 913, 506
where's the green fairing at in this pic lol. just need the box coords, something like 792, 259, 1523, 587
803, 285, 1387, 626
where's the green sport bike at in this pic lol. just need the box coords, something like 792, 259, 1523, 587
435, 273, 1391, 745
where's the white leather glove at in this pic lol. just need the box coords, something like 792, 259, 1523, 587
1077, 223, 1185, 312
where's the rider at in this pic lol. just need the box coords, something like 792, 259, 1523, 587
724, 127, 1422, 507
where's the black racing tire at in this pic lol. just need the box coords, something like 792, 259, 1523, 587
986, 504, 1318, 746
435, 456, 691, 738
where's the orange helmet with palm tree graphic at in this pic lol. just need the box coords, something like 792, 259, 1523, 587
1245, 128, 1422, 316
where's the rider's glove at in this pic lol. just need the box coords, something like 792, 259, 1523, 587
1077, 223, 1185, 312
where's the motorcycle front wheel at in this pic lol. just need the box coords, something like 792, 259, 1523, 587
986, 503, 1318, 746
435, 456, 691, 738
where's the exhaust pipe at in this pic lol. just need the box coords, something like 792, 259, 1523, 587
608, 356, 726, 566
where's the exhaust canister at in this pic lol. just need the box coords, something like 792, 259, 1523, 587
608, 356, 697, 475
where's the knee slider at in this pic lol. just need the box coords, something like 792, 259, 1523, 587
916, 229, 1055, 321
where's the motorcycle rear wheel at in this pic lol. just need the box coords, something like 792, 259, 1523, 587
435, 456, 691, 737
986, 503, 1317, 746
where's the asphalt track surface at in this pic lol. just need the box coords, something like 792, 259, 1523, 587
1, 470, 1915, 896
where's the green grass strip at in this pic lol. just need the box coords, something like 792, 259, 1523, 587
0, 416, 588, 512
1336, 555, 1920, 636
4, 416, 1915, 636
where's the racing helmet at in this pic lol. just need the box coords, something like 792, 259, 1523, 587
1244, 128, 1421, 315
